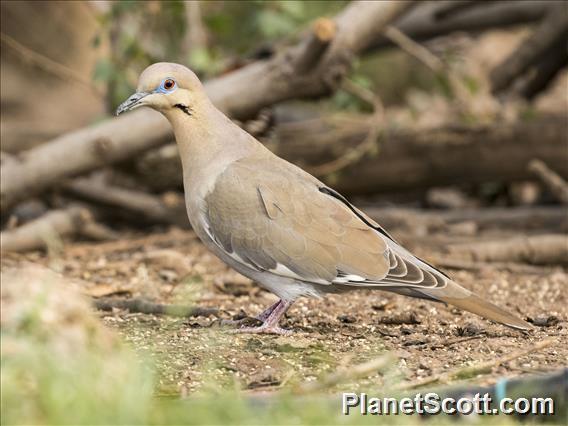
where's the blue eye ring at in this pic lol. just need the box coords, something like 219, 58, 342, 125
157, 78, 177, 93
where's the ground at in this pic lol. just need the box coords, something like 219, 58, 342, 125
3, 224, 566, 396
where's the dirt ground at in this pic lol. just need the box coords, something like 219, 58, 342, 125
4, 224, 566, 396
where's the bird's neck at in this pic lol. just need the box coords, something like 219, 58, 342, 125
165, 103, 261, 194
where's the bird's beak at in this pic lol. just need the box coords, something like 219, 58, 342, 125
116, 92, 150, 116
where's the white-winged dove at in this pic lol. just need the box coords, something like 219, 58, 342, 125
117, 63, 531, 334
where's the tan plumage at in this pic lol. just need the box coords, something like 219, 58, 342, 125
117, 63, 531, 334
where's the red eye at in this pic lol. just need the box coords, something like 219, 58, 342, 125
164, 79, 175, 90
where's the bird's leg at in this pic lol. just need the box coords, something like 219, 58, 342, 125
219, 300, 281, 327
256, 299, 282, 321
233, 299, 292, 335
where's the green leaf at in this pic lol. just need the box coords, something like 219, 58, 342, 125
92, 59, 114, 83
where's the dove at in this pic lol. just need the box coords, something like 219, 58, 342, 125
117, 63, 531, 334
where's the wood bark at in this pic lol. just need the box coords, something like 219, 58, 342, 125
369, 1, 555, 50
448, 234, 568, 265
0, 1, 414, 214
277, 114, 568, 195
490, 3, 568, 94
62, 177, 189, 228
365, 206, 567, 233
0, 206, 116, 253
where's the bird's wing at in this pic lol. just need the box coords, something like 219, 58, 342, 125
204, 157, 445, 288
204, 158, 390, 284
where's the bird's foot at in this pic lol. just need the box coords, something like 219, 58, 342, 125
217, 317, 261, 328
232, 324, 292, 336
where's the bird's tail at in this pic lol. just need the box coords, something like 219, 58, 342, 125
420, 281, 532, 330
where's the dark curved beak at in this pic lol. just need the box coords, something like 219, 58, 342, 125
116, 92, 150, 116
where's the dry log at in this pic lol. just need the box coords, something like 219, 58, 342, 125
277, 114, 568, 195
0, 1, 414, 214
62, 177, 189, 228
0, 206, 117, 253
448, 234, 568, 265
529, 159, 568, 205
431, 258, 556, 275
365, 206, 567, 233
514, 37, 567, 99
370, 1, 556, 50
490, 3, 568, 94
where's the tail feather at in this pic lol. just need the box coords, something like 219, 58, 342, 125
420, 281, 532, 330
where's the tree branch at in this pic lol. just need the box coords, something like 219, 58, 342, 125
0, 1, 415, 214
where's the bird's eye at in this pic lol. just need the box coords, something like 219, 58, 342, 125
160, 78, 177, 92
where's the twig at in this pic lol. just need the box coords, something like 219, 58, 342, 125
294, 353, 395, 394
383, 25, 470, 108
309, 79, 384, 177
430, 334, 486, 350
384, 26, 444, 73
93, 297, 219, 318
398, 339, 555, 390
294, 18, 337, 74
529, 159, 568, 205
0, 32, 102, 97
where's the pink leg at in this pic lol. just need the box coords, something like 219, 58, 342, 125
256, 300, 282, 321
234, 299, 292, 335
219, 300, 282, 327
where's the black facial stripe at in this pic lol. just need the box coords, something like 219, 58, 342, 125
174, 104, 192, 116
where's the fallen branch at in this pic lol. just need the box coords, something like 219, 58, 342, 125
448, 234, 568, 266
431, 258, 556, 275
294, 353, 395, 394
93, 297, 219, 318
398, 339, 554, 390
529, 159, 568, 205
279, 114, 568, 194
0, 1, 414, 214
490, 3, 568, 94
514, 37, 567, 99
62, 177, 189, 228
370, 1, 555, 50
0, 207, 117, 253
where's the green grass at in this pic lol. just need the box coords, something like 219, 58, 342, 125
0, 270, 539, 426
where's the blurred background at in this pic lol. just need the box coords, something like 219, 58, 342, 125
1, 1, 567, 424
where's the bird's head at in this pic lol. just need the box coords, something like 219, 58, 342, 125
116, 62, 203, 117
